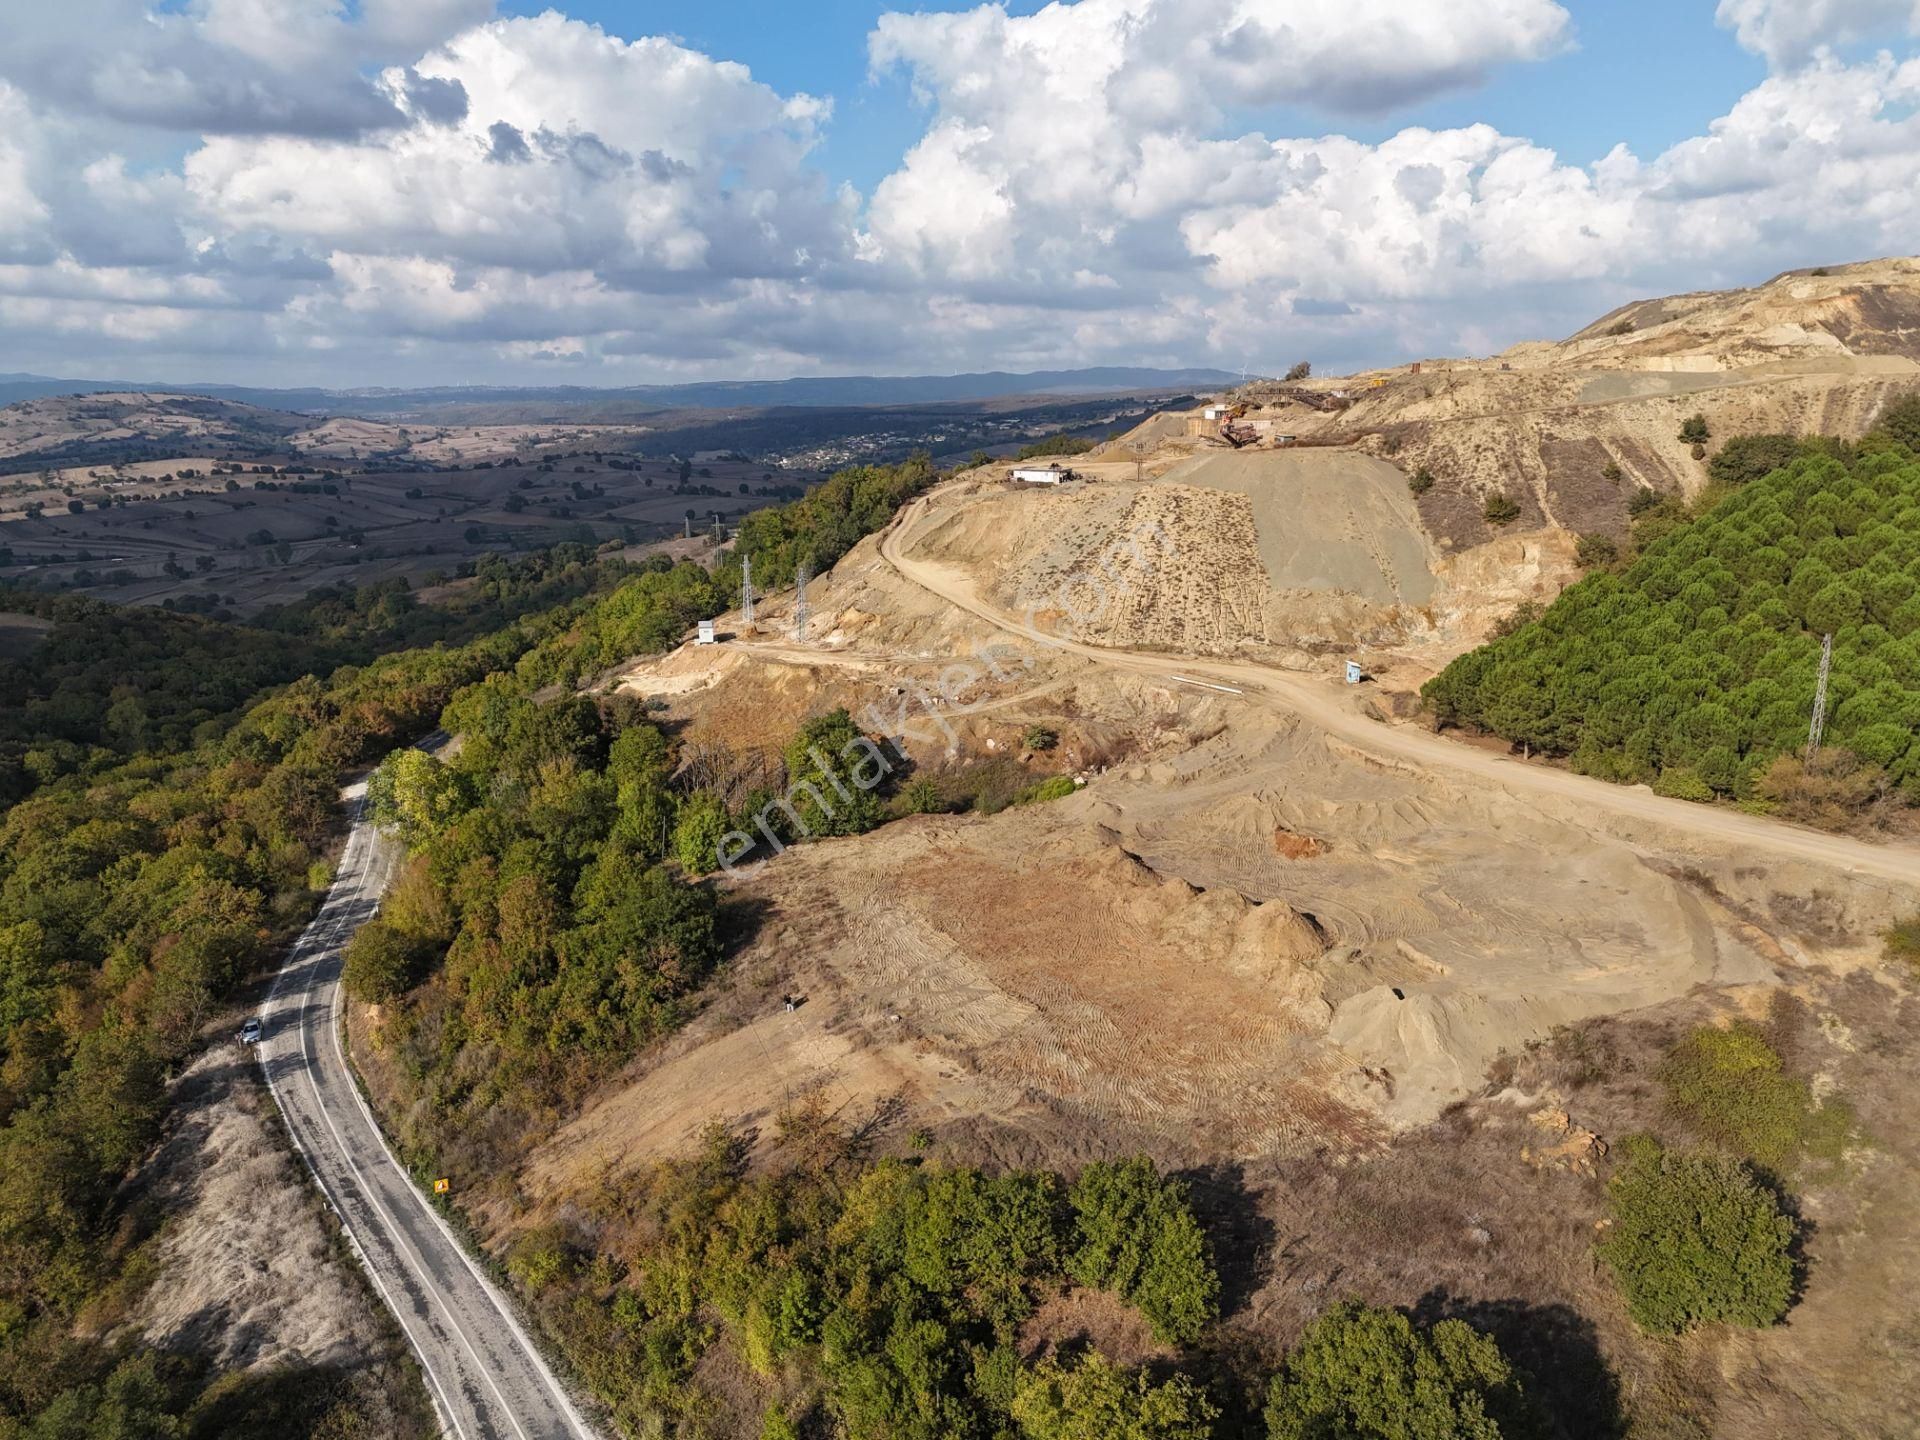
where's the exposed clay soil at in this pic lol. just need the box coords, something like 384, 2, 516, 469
117, 1040, 430, 1434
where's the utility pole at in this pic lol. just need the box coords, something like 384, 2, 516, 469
741, 553, 755, 626
1807, 631, 1834, 765
793, 558, 811, 643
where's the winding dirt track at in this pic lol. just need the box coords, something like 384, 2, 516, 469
880, 493, 1920, 889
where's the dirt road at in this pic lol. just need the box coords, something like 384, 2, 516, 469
259, 776, 596, 1440
881, 494, 1920, 889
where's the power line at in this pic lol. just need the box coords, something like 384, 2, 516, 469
793, 558, 811, 643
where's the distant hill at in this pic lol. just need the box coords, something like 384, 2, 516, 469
0, 390, 311, 470
0, 367, 1241, 415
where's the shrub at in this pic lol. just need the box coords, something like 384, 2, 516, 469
1022, 725, 1059, 752
1603, 460, 1624, 484
1482, 492, 1521, 525
1016, 775, 1078, 806
783, 708, 887, 837
1652, 767, 1716, 802
1488, 601, 1543, 641
1884, 913, 1920, 973
1263, 1302, 1535, 1440
1606, 319, 1636, 336
896, 777, 947, 815
1659, 1023, 1857, 1174
1014, 1353, 1218, 1440
1596, 1139, 1794, 1334
1574, 533, 1618, 569
1679, 414, 1712, 445
1284, 361, 1312, 382
1407, 467, 1435, 496
1067, 1158, 1219, 1344
1753, 752, 1888, 830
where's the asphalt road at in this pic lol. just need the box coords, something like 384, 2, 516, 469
880, 493, 1920, 889
259, 775, 596, 1440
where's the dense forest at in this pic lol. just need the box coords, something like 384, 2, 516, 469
0, 458, 945, 1435
1425, 402, 1920, 818
0, 612, 555, 1434
0, 542, 637, 809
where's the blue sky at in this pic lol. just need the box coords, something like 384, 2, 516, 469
1, 1, 1918, 385
515, 1, 1772, 186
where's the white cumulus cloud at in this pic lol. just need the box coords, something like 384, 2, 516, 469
0, 0, 1918, 385
1716, 0, 1920, 68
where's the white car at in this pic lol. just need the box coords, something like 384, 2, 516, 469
239, 1018, 263, 1045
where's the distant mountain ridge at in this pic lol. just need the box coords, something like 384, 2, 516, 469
0, 366, 1240, 414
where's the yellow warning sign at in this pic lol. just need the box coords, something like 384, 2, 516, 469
433, 1178, 450, 1194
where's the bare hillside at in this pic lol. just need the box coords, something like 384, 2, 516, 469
1194, 255, 1920, 552
0, 391, 310, 470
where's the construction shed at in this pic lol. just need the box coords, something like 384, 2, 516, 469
1011, 464, 1074, 485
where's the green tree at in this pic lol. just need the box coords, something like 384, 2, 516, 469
1263, 1303, 1535, 1440
1013, 1353, 1218, 1440
672, 791, 731, 875
342, 919, 424, 1003
371, 748, 470, 840
1868, 391, 1920, 451
1068, 1158, 1219, 1344
783, 709, 887, 838
1709, 434, 1808, 489
1596, 1138, 1795, 1334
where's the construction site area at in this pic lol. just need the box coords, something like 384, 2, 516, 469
403, 258, 1920, 1437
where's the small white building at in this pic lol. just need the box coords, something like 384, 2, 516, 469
1202, 404, 1234, 421
1011, 464, 1073, 485
695, 620, 717, 645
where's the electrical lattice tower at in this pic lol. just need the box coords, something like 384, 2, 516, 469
793, 558, 812, 642
741, 554, 755, 626
1807, 631, 1835, 763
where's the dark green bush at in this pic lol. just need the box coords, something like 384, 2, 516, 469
1263, 1302, 1535, 1440
1596, 1139, 1795, 1334
1067, 1158, 1219, 1344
